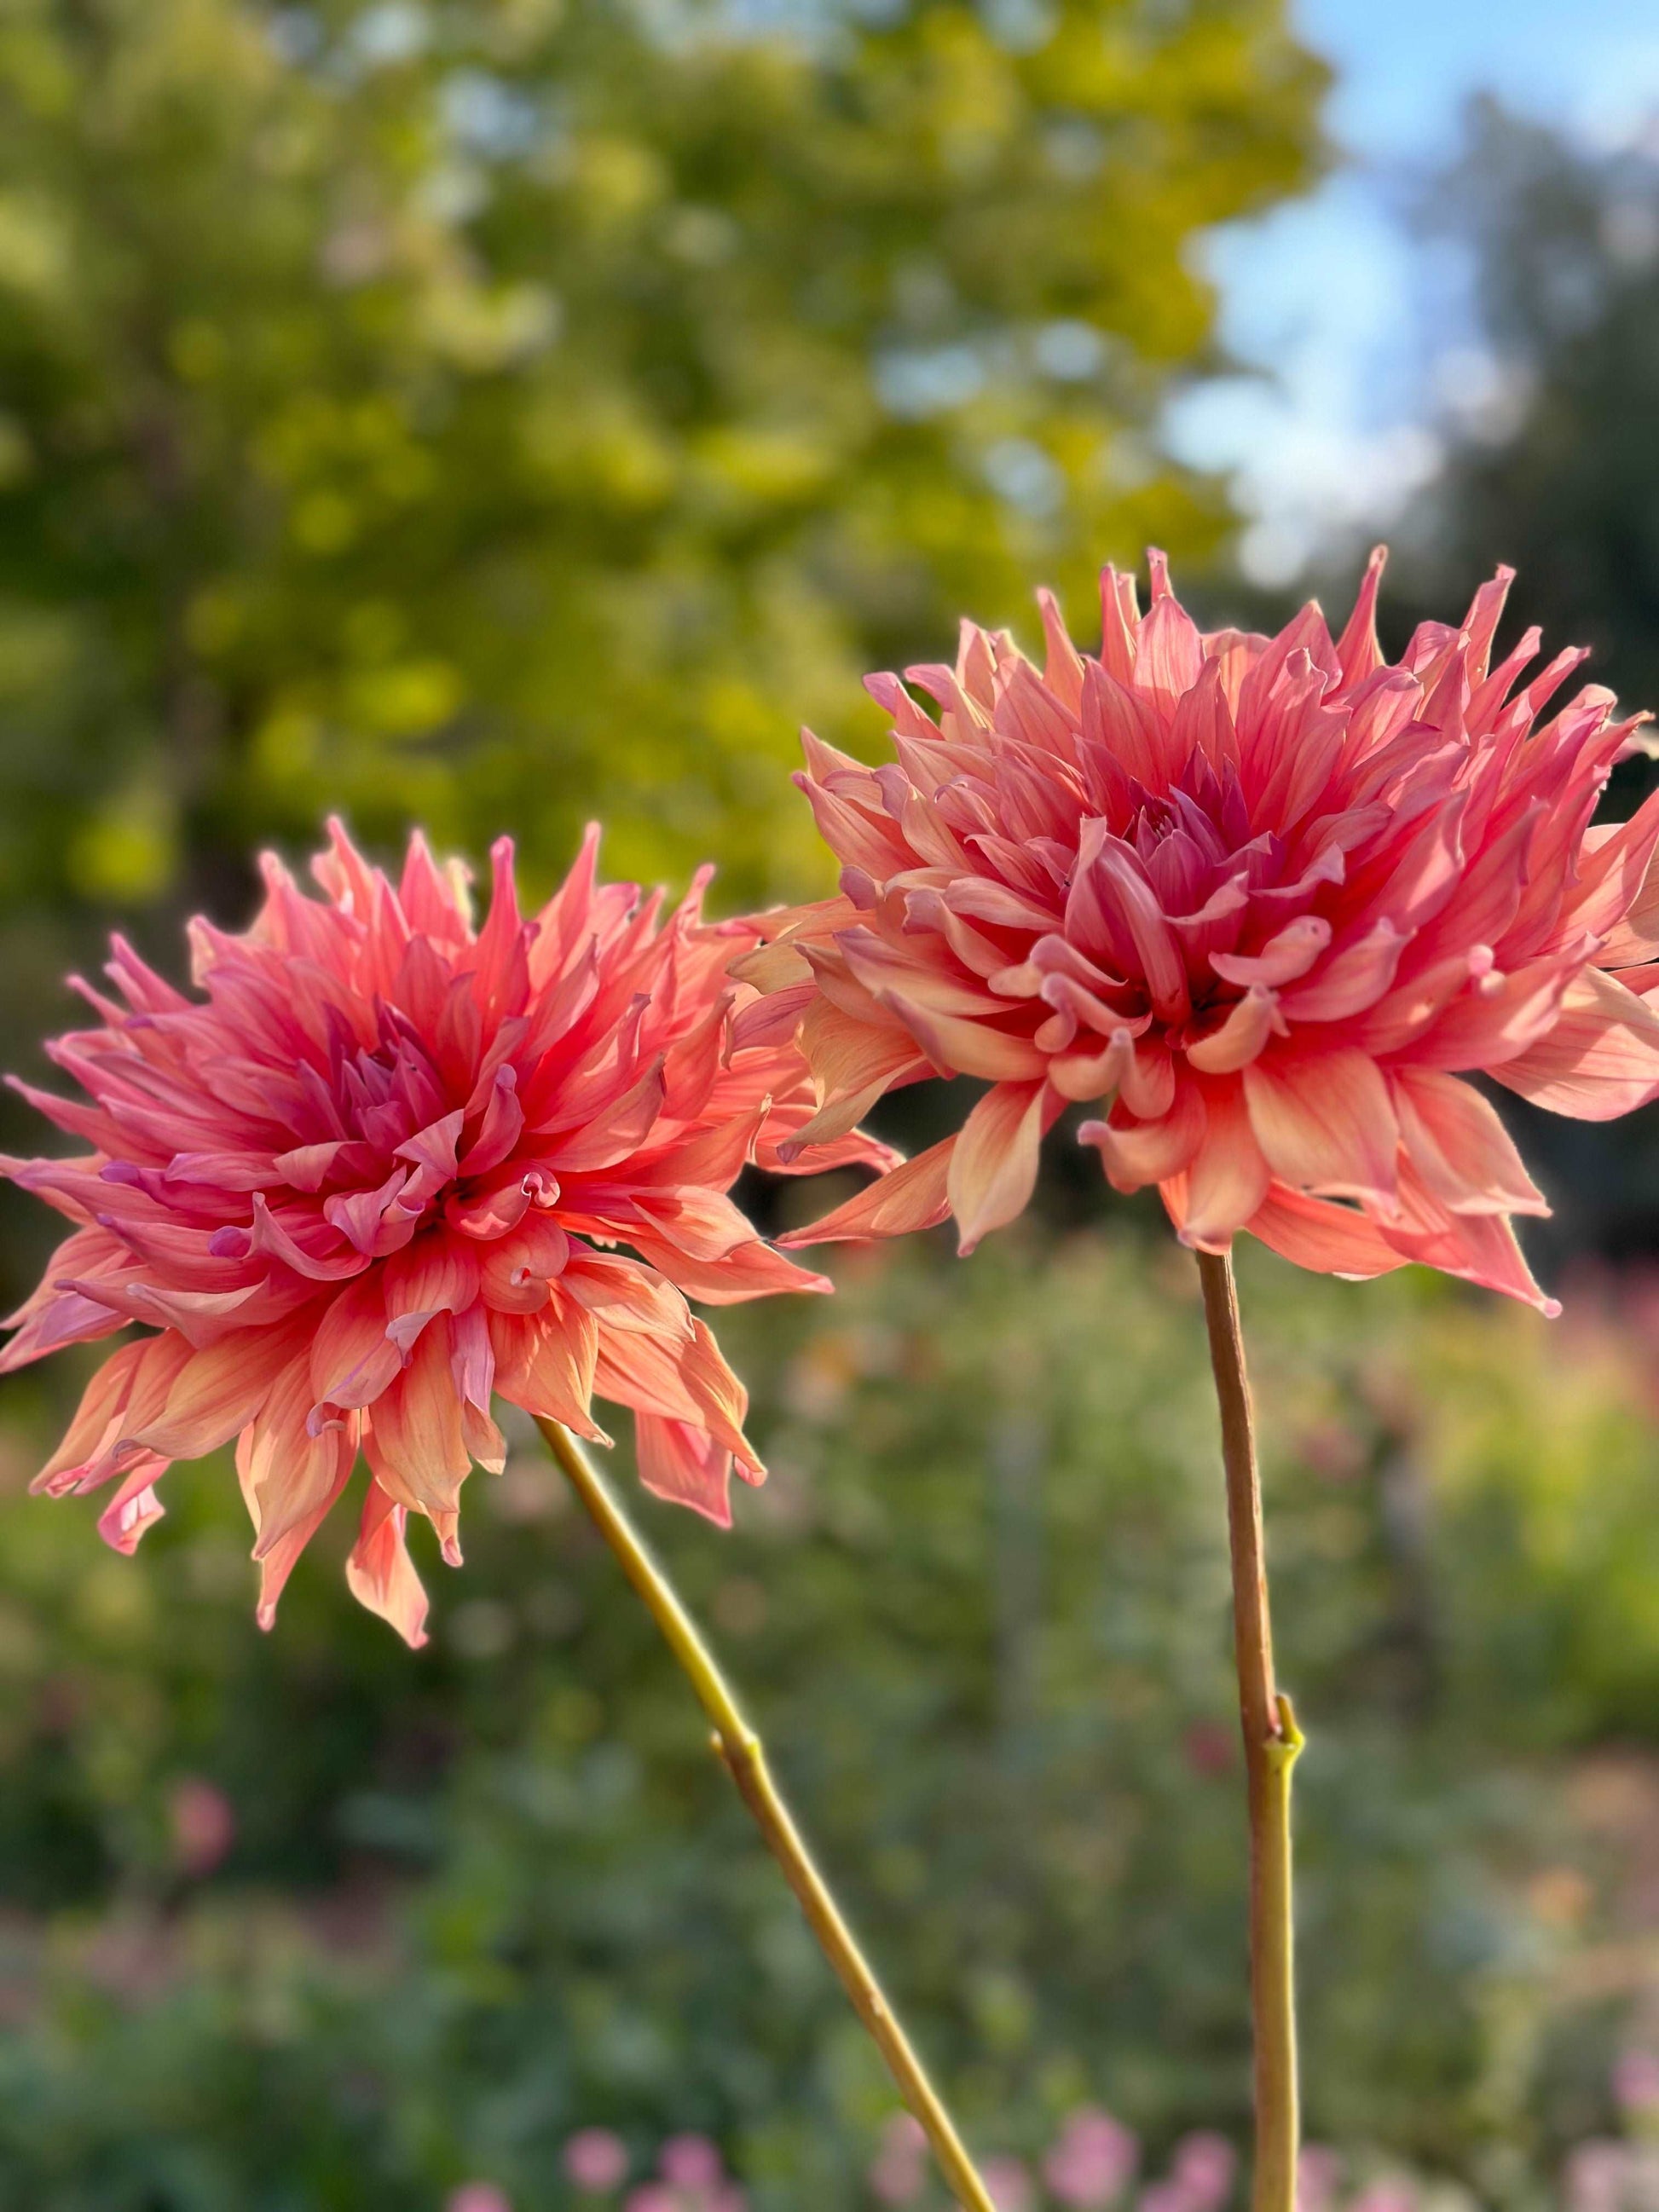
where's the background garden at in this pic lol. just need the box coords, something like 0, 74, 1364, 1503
0, 1, 1656, 2205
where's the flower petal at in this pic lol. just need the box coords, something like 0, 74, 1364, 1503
1168, 1082, 1272, 1250
947, 1082, 1047, 1254
1243, 1049, 1400, 1209
1392, 1067, 1547, 1216
1080, 1075, 1206, 1192
344, 1477, 430, 1649
490, 1297, 605, 1441
1488, 966, 1659, 1119
1186, 985, 1279, 1074
633, 1414, 734, 1528
885, 997, 1049, 1084
777, 1135, 957, 1247
361, 1315, 472, 1543
1245, 1187, 1407, 1280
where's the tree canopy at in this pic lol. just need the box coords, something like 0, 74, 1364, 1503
1406, 100, 1659, 726
0, 0, 1325, 939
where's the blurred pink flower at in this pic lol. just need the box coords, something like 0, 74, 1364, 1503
1567, 2141, 1633, 2212
1297, 2145, 1344, 2212
564, 2128, 630, 2192
749, 549, 1659, 1311
984, 2155, 1035, 2211
1137, 2185, 1190, 2212
168, 1776, 234, 1877
447, 2188, 512, 2212
1169, 2131, 1236, 2211
625, 2190, 679, 2212
869, 2113, 929, 2206
659, 2135, 725, 2192
1043, 2105, 1139, 2207
1350, 2184, 1420, 2212
1179, 1721, 1234, 1779
1617, 2051, 1659, 2117
2, 823, 890, 1641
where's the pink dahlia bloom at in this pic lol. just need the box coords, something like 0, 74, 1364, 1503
742, 550, 1659, 1310
2, 823, 887, 1643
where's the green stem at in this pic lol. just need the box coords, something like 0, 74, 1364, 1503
1194, 1251, 1304, 2212
535, 1417, 997, 2212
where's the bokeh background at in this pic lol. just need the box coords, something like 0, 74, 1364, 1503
0, 2, 1656, 2207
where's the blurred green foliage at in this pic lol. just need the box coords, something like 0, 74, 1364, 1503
0, 1230, 1653, 2207
0, 0, 1321, 945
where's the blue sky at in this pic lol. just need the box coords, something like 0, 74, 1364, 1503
1166, 0, 1659, 583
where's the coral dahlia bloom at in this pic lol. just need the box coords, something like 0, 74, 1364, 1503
741, 550, 1659, 1312
2, 824, 886, 1644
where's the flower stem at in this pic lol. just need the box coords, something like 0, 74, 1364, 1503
1194, 1252, 1304, 2212
534, 1417, 997, 2212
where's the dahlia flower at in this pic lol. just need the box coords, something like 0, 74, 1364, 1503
743, 550, 1659, 1311
3, 824, 887, 1644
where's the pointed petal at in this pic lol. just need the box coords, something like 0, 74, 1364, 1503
1243, 1049, 1400, 1208
344, 1476, 431, 1648
95, 1458, 171, 1554
1379, 1161, 1558, 1314
1245, 1186, 1408, 1281
490, 1297, 605, 1440
363, 1315, 471, 1531
1169, 1082, 1272, 1250
633, 1414, 733, 1528
946, 1082, 1046, 1254
1488, 967, 1659, 1119
1393, 1067, 1547, 1216
128, 1320, 303, 1462
886, 997, 1049, 1083
777, 1135, 957, 1247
